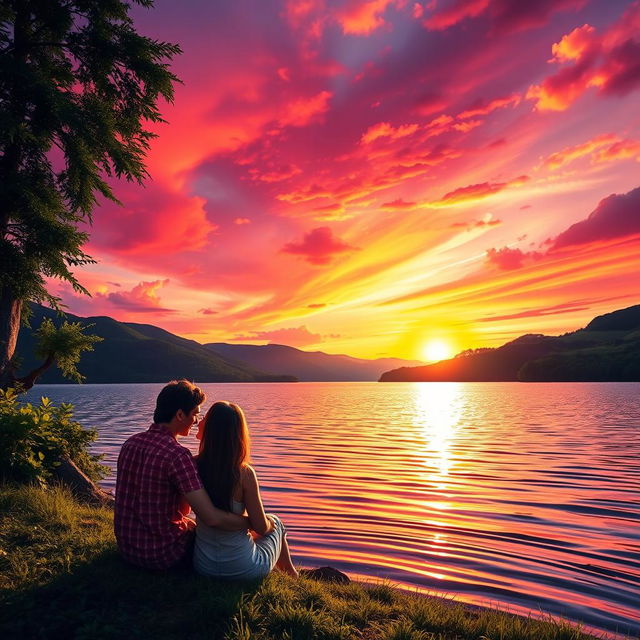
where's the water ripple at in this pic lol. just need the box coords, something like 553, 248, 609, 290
26, 381, 640, 638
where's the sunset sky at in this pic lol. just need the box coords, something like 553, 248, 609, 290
56, 0, 640, 361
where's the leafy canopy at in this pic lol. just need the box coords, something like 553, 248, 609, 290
0, 0, 181, 307
0, 387, 107, 484
34, 317, 103, 382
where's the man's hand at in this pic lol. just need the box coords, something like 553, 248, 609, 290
184, 488, 249, 531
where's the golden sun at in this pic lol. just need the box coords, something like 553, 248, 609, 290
422, 339, 454, 363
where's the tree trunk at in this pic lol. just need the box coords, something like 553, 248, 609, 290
52, 455, 114, 507
0, 290, 20, 390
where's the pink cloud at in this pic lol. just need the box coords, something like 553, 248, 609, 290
458, 93, 521, 118
90, 183, 216, 256
282, 227, 358, 265
552, 186, 640, 249
486, 246, 542, 270
277, 90, 333, 128
478, 297, 630, 323
423, 0, 489, 31
199, 308, 218, 315
248, 164, 302, 183
97, 280, 176, 313
381, 198, 417, 210
424, 0, 585, 33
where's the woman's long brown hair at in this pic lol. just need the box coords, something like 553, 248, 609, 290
197, 401, 250, 510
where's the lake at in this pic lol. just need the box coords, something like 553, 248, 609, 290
25, 382, 640, 638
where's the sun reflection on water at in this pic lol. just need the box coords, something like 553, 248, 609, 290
413, 382, 462, 479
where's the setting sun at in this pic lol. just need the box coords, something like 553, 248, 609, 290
422, 339, 454, 363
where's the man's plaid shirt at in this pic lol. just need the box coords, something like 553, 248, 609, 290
114, 423, 203, 569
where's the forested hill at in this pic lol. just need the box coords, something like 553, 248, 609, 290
380, 304, 640, 382
16, 305, 296, 384
205, 343, 424, 382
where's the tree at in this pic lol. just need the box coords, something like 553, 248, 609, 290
0, 0, 181, 388
15, 317, 103, 390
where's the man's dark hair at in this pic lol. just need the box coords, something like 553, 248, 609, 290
153, 380, 206, 424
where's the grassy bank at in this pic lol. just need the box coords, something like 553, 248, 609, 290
0, 484, 599, 640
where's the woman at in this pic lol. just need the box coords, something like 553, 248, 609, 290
193, 401, 298, 579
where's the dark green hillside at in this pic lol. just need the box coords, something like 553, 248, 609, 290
584, 305, 640, 331
16, 305, 296, 384
380, 304, 640, 382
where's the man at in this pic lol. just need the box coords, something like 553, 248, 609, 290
114, 380, 248, 570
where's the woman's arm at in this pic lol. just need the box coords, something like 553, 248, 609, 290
185, 488, 250, 530
242, 465, 273, 536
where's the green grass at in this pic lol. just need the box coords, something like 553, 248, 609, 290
0, 484, 607, 640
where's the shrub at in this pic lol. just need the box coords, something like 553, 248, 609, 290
0, 387, 108, 484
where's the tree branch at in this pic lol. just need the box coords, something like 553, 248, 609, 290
14, 353, 55, 391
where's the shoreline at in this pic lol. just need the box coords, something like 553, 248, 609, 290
348, 575, 624, 640
2, 484, 632, 640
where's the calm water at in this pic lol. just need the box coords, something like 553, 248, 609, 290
26, 382, 640, 637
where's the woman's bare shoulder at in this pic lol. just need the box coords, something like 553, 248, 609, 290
240, 463, 259, 487
240, 463, 257, 480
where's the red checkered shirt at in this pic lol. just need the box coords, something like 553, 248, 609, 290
114, 423, 203, 569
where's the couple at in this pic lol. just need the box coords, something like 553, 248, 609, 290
114, 379, 298, 579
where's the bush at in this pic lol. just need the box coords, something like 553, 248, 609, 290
0, 387, 108, 484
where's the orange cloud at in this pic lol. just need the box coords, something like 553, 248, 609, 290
97, 280, 176, 313
336, 0, 399, 35
453, 119, 482, 133
451, 213, 501, 229
458, 93, 521, 119
360, 121, 420, 144
541, 133, 618, 170
541, 134, 640, 169
311, 203, 348, 220
593, 139, 640, 164
232, 325, 322, 346
430, 175, 529, 207
528, 3, 640, 111
551, 23, 596, 62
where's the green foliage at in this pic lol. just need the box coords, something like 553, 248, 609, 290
0, 0, 180, 310
34, 318, 103, 383
0, 388, 107, 484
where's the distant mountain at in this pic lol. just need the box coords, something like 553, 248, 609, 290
380, 304, 640, 382
16, 305, 296, 384
205, 343, 425, 381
